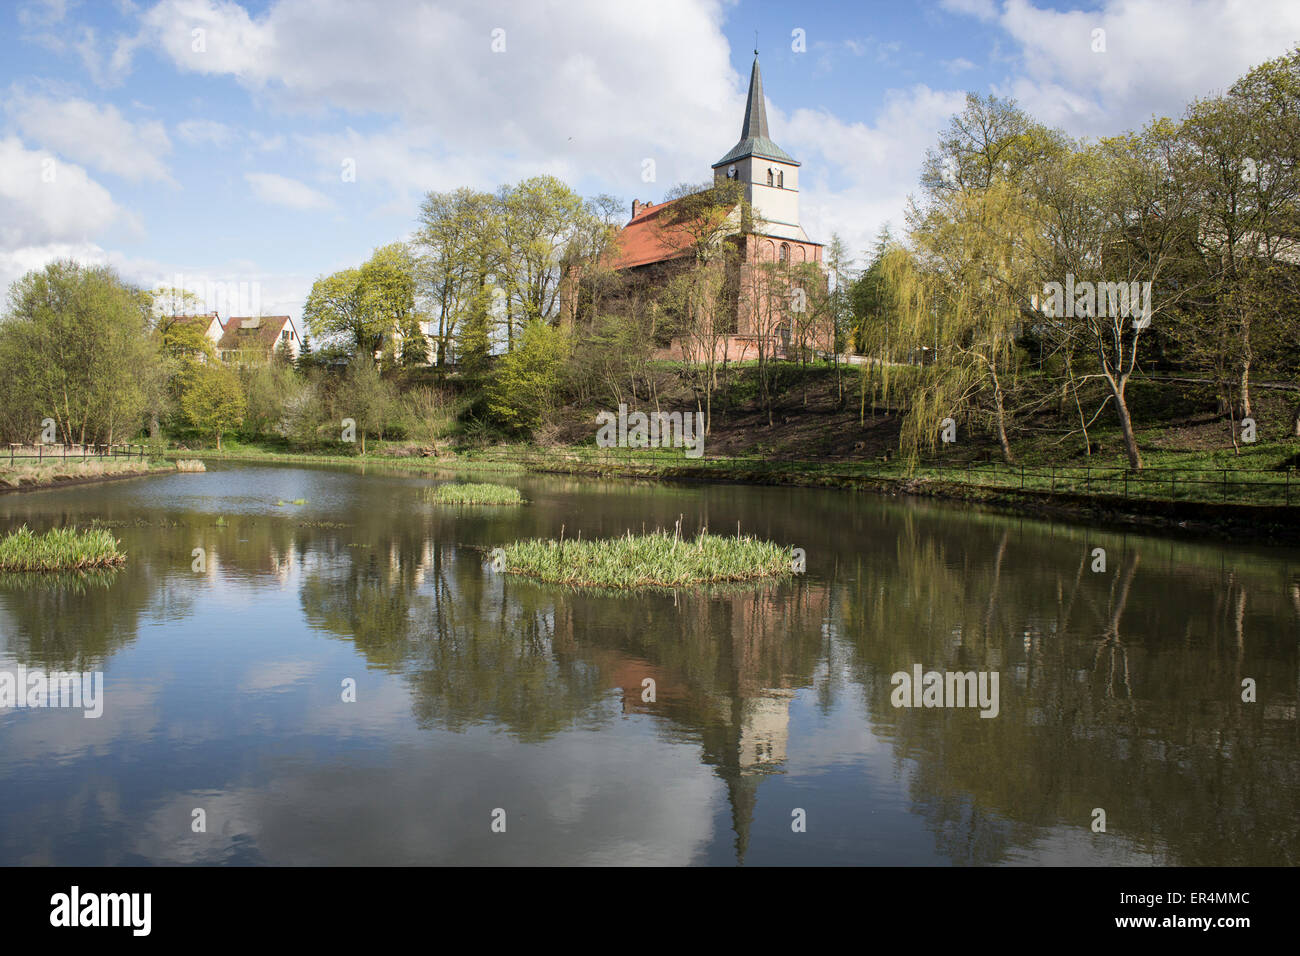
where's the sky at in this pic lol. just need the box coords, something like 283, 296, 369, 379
3, 0, 1299, 323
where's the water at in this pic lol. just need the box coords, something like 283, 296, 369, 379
0, 463, 1296, 865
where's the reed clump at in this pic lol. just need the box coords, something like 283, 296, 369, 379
501, 526, 792, 589
0, 525, 126, 572
428, 482, 524, 505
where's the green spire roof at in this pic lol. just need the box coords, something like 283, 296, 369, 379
713, 55, 799, 168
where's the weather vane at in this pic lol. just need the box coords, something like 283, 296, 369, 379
754, 31, 759, 56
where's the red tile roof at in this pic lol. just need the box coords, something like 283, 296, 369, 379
169, 312, 224, 331
607, 199, 700, 270
217, 315, 294, 352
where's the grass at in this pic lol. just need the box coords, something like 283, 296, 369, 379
470, 441, 1300, 508
501, 528, 793, 589
167, 439, 527, 475
0, 525, 126, 572
428, 482, 523, 505
0, 458, 169, 489
175, 459, 206, 472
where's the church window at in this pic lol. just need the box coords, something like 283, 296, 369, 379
779, 243, 789, 263
767, 168, 774, 186
777, 170, 784, 188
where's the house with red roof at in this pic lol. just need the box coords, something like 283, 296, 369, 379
216, 315, 302, 366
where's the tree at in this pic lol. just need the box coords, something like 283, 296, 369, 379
887, 174, 1047, 465
181, 362, 245, 449
487, 318, 571, 435
495, 176, 590, 348
416, 187, 500, 367
336, 353, 396, 454
656, 179, 751, 433
149, 286, 203, 334
303, 268, 375, 355
0, 260, 159, 445
359, 242, 423, 366
1038, 123, 1198, 469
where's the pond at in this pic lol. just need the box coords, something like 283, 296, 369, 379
0, 463, 1296, 865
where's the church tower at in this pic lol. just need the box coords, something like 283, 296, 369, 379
712, 53, 809, 243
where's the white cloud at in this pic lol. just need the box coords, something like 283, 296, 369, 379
941, 0, 999, 22
0, 137, 126, 251
244, 171, 332, 210
993, 0, 1300, 135
139, 0, 741, 194
176, 118, 236, 147
17, 0, 68, 28
6, 90, 174, 183
782, 85, 968, 261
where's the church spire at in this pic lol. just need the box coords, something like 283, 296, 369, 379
712, 51, 798, 169
740, 55, 770, 142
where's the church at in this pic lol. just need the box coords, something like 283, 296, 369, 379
573, 53, 826, 362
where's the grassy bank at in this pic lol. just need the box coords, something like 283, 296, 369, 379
167, 440, 526, 475
428, 482, 523, 505
501, 529, 794, 589
0, 458, 175, 492
0, 525, 126, 572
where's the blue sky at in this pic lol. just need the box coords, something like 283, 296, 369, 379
4, 0, 1299, 322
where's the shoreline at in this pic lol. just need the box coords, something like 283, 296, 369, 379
157, 446, 1300, 546
0, 462, 173, 495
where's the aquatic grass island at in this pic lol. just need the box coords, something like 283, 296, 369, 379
0, 525, 126, 572
429, 482, 524, 506
500, 528, 795, 589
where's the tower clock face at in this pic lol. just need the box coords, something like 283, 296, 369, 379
727, 165, 737, 179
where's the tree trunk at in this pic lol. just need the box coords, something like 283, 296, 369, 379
1291, 402, 1300, 438
1110, 380, 1142, 470
991, 368, 1014, 464
1239, 361, 1252, 420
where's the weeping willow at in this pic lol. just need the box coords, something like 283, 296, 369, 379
883, 180, 1047, 467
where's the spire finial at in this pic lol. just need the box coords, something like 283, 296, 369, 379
754, 31, 759, 56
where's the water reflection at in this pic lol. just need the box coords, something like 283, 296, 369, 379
0, 463, 1296, 865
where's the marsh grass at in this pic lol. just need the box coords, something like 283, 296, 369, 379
428, 482, 524, 506
0, 525, 126, 572
502, 528, 793, 589
0, 459, 164, 488
174, 459, 206, 472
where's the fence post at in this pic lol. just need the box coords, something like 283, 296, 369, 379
1222, 469, 1227, 502
1020, 463, 1024, 490
1050, 466, 1055, 494
1086, 467, 1090, 493
1124, 470, 1128, 499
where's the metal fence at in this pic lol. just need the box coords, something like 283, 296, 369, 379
6, 443, 147, 465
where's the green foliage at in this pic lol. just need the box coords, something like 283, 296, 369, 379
0, 525, 125, 572
502, 529, 793, 589
427, 482, 523, 505
0, 260, 160, 445
180, 362, 246, 449
335, 354, 397, 453
486, 319, 570, 434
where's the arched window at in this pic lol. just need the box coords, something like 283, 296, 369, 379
777, 170, 784, 188
779, 243, 789, 263
767, 168, 774, 186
